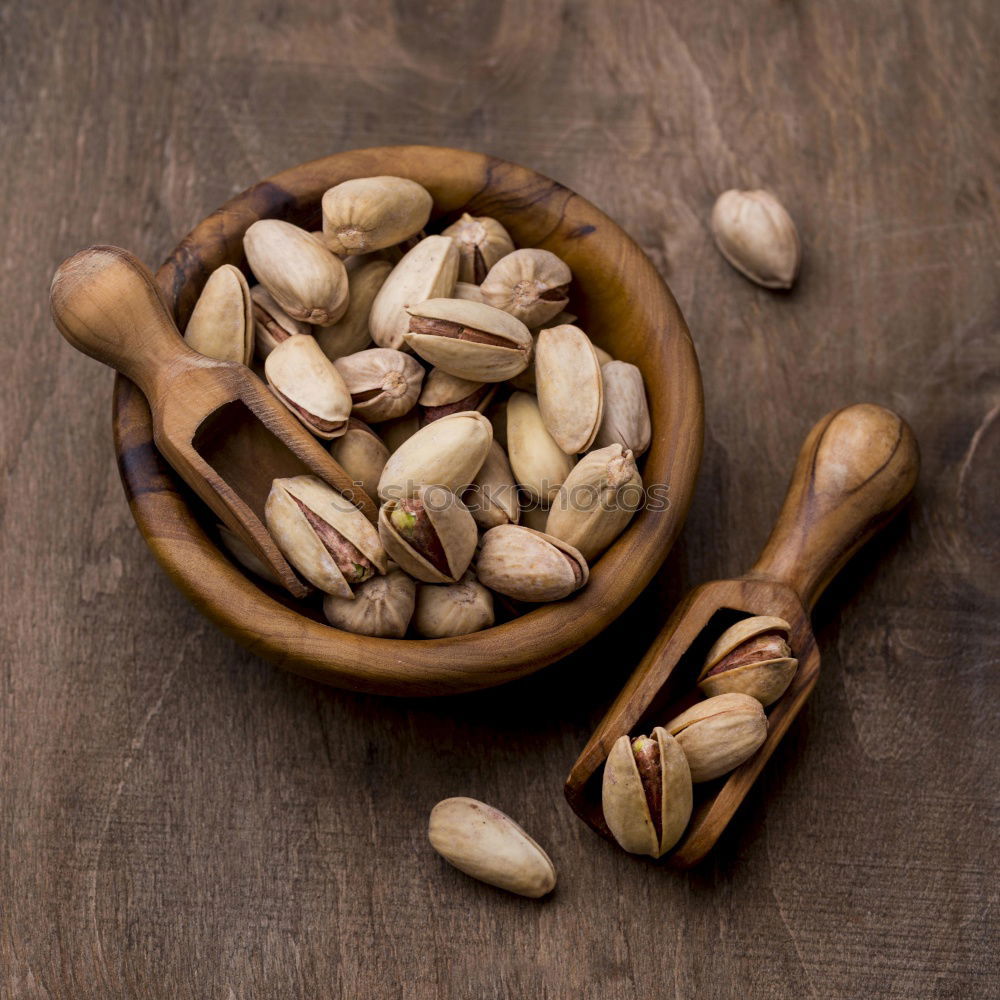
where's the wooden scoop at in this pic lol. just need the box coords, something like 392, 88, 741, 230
50, 246, 376, 599
565, 403, 919, 867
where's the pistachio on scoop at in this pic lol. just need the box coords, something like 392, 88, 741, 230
698, 616, 797, 706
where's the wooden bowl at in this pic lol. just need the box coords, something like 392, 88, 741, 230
111, 145, 703, 696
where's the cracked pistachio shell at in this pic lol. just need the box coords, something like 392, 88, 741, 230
378, 410, 492, 501
593, 361, 651, 456
413, 572, 495, 638
264, 335, 352, 439
441, 213, 516, 284
322, 564, 415, 637
244, 219, 349, 325
419, 368, 495, 424
378, 485, 478, 584
665, 693, 768, 782
369, 235, 459, 350
405, 298, 532, 382
452, 281, 485, 303
698, 616, 797, 706
710, 189, 801, 289
546, 444, 642, 561
250, 285, 311, 360
264, 475, 387, 599
602, 728, 692, 858
333, 347, 425, 423
535, 324, 604, 454
428, 797, 556, 898
184, 265, 253, 364
475, 525, 588, 603
463, 440, 520, 530
329, 418, 390, 507
506, 391, 574, 504
480, 248, 571, 327
217, 523, 282, 586
314, 258, 391, 361
321, 176, 433, 255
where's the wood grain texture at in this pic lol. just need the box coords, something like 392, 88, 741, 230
2, 1, 998, 998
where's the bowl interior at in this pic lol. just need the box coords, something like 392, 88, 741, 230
112, 145, 703, 695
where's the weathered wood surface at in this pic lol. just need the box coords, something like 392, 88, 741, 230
2, 1, 997, 997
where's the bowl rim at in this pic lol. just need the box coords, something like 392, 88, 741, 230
111, 144, 703, 696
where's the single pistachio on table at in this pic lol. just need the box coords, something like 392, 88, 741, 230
452, 281, 485, 303
217, 523, 283, 586
322, 564, 416, 637
665, 693, 768, 783
593, 361, 651, 457
710, 189, 801, 290
379, 485, 478, 584
264, 335, 352, 439
250, 285, 311, 360
244, 219, 349, 325
698, 616, 798, 706
463, 440, 520, 530
476, 525, 588, 603
419, 368, 495, 424
264, 475, 386, 598
428, 797, 557, 899
321, 175, 433, 255
480, 248, 571, 328
329, 418, 389, 507
413, 571, 495, 638
602, 728, 692, 858
378, 411, 421, 454
369, 235, 459, 350
404, 298, 533, 383
535, 324, 605, 454
184, 264, 253, 364
506, 391, 575, 505
314, 258, 391, 361
333, 347, 425, 423
441, 213, 516, 283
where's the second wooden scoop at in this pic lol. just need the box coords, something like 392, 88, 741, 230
565, 403, 919, 867
50, 246, 376, 598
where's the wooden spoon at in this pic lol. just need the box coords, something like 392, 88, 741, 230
565, 403, 919, 867
50, 245, 376, 599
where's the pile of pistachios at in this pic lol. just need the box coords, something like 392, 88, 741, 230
185, 175, 651, 638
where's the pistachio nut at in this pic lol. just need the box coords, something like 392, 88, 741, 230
184, 265, 253, 364
264, 334, 352, 439
264, 475, 387, 598
314, 258, 391, 361
378, 411, 421, 454
535, 324, 604, 454
369, 235, 459, 350
321, 175, 433, 255
418, 368, 495, 424
698, 616, 797, 707
405, 298, 533, 382
452, 281, 485, 303
250, 284, 311, 360
602, 728, 692, 858
475, 525, 588, 602
463, 440, 520, 530
244, 219, 349, 325
506, 391, 574, 504
428, 797, 556, 899
441, 213, 516, 283
480, 248, 571, 328
322, 564, 415, 637
379, 485, 478, 584
665, 693, 768, 782
413, 572, 495, 638
216, 522, 283, 586
546, 444, 642, 561
378, 410, 492, 501
518, 503, 550, 533
333, 347, 425, 423
593, 361, 651, 456
329, 418, 390, 507
710, 189, 801, 290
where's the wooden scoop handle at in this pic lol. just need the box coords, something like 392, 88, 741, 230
750, 403, 919, 610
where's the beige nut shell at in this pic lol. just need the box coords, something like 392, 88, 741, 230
698, 615, 797, 706
329, 419, 389, 507
333, 347, 425, 423
475, 525, 588, 603
593, 361, 651, 457
184, 264, 253, 365
322, 565, 415, 637
480, 248, 571, 328
710, 189, 801, 290
413, 573, 495, 638
534, 324, 604, 454
506, 391, 575, 504
315, 258, 391, 361
321, 176, 432, 255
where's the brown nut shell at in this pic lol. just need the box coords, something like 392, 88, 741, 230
441, 213, 516, 283
329, 418, 390, 506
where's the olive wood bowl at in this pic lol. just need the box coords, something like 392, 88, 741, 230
111, 145, 703, 696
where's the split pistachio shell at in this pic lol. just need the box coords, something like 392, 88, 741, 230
217, 523, 283, 586
378, 410, 492, 501
264, 475, 386, 598
535, 324, 604, 454
545, 444, 642, 561
452, 281, 485, 303
593, 361, 651, 456
333, 347, 425, 423
463, 440, 520, 530
379, 411, 421, 454
710, 189, 801, 290
441, 213, 516, 283
506, 391, 574, 504
264, 335, 352, 439
322, 565, 415, 637
250, 285, 311, 360
698, 616, 798, 706
184, 265, 253, 364
321, 176, 433, 255
480, 248, 571, 327
602, 728, 692, 858
475, 525, 588, 602
404, 298, 532, 382
413, 572, 495, 637
665, 693, 768, 782
315, 258, 391, 361
419, 368, 495, 423
329, 418, 390, 507
244, 219, 349, 325
369, 235, 459, 349
428, 797, 556, 898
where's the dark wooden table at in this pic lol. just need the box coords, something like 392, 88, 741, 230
4, 2, 997, 997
